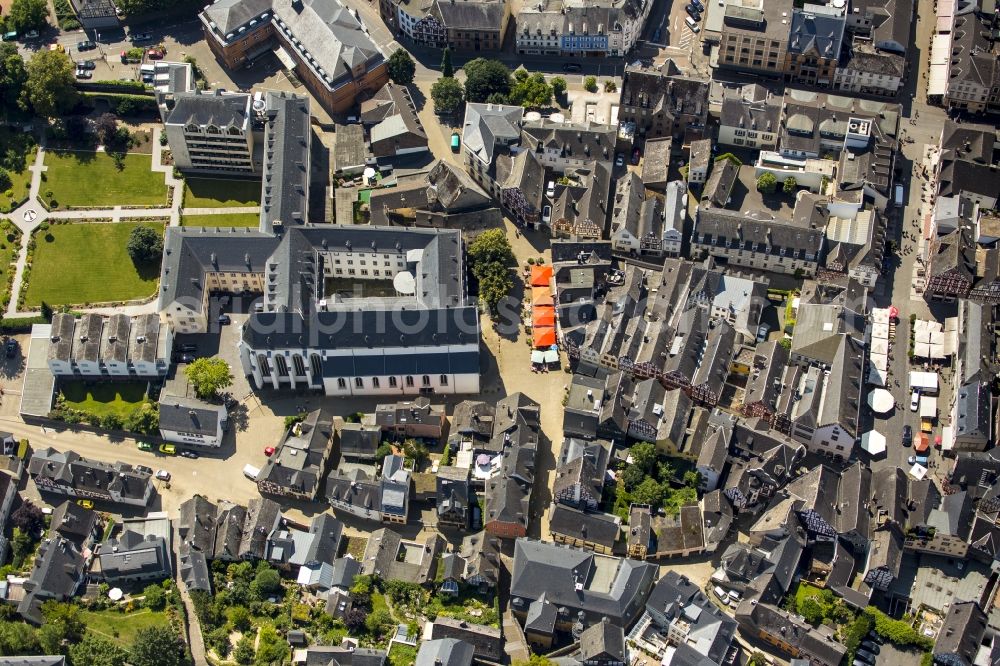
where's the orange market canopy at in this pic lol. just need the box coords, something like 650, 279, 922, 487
530, 265, 553, 287
531, 287, 554, 306
532, 307, 555, 328
533, 327, 556, 348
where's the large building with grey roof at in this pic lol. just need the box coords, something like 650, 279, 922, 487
510, 538, 657, 636
199, 0, 388, 115
45, 312, 170, 378
160, 89, 257, 175
158, 92, 479, 397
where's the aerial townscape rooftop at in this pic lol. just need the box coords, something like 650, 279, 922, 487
0, 0, 999, 662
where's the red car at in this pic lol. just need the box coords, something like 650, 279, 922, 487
264, 446, 276, 457
147, 47, 165, 59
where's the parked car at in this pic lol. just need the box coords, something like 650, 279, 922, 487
77, 40, 96, 51
691, 0, 703, 8
755, 324, 770, 343
686, 4, 702, 17
907, 455, 916, 465
23, 30, 39, 40
855, 649, 877, 664
264, 446, 276, 457
860, 642, 880, 654
159, 443, 176, 455
135, 465, 153, 475
137, 441, 153, 451
178, 354, 195, 363
218, 314, 231, 325
155, 469, 171, 481
178, 343, 198, 352
77, 59, 96, 70
713, 586, 727, 601
902, 425, 913, 446
130, 31, 153, 43
75, 68, 92, 79
147, 47, 165, 59
5, 339, 17, 357
685, 15, 701, 31
76, 499, 94, 509
562, 63, 581, 72
450, 132, 460, 152
180, 450, 199, 459
615, 153, 625, 167
631, 148, 641, 165
542, 205, 551, 224
866, 632, 883, 645
546, 180, 555, 197
910, 389, 920, 411
652, 28, 661, 42
49, 43, 64, 52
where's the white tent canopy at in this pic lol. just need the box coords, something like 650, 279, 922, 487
868, 388, 894, 414
910, 463, 928, 480
910, 371, 939, 392
860, 430, 887, 455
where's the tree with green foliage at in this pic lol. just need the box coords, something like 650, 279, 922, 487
123, 403, 159, 435
0, 43, 28, 111
462, 58, 512, 103
375, 443, 393, 461
250, 566, 282, 600
0, 620, 40, 654
229, 605, 252, 632
23, 49, 78, 118
39, 301, 53, 321
8, 0, 48, 32
38, 602, 84, 654
508, 72, 553, 109
783, 176, 798, 194
747, 653, 768, 666
142, 582, 166, 610
757, 172, 777, 194
798, 596, 825, 624
126, 225, 163, 264
10, 527, 35, 568
629, 441, 657, 473
682, 470, 701, 489
468, 228, 515, 316
431, 76, 464, 115
233, 635, 255, 665
584, 76, 597, 92
620, 464, 645, 492
864, 607, 934, 650
365, 608, 394, 637
550, 76, 567, 98
185, 357, 234, 399
441, 47, 453, 77
130, 626, 185, 666
344, 606, 368, 632
254, 626, 289, 666
402, 438, 428, 464
69, 633, 129, 666
515, 655, 554, 666
631, 477, 666, 508
387, 49, 416, 85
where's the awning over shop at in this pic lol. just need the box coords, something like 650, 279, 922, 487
531, 350, 545, 364
543, 349, 559, 364
530, 265, 553, 287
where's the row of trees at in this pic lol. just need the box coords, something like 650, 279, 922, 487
0, 43, 80, 119
756, 172, 799, 195
431, 56, 566, 116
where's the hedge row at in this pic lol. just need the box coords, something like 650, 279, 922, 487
91, 80, 152, 94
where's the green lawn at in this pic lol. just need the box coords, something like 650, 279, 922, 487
81, 608, 170, 646
60, 381, 149, 418
1, 168, 32, 214
0, 221, 20, 305
44, 151, 167, 207
24, 222, 163, 307
183, 177, 261, 208
794, 582, 826, 607
388, 644, 417, 666
181, 212, 259, 227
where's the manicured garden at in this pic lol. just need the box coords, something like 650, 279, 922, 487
59, 381, 150, 419
80, 608, 171, 646
23, 221, 164, 307
43, 151, 168, 208
181, 212, 259, 227
0, 220, 21, 309
183, 177, 261, 208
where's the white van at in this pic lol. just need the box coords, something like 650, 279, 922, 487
685, 16, 701, 32
243, 464, 260, 481
894, 183, 904, 208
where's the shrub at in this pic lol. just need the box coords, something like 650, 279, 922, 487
584, 76, 597, 92
756, 172, 777, 193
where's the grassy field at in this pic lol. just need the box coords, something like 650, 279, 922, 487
44, 152, 167, 208
0, 222, 20, 305
60, 381, 149, 418
0, 128, 36, 214
180, 213, 259, 227
81, 609, 170, 646
183, 177, 261, 208
388, 644, 417, 666
0, 167, 32, 214
24, 222, 163, 307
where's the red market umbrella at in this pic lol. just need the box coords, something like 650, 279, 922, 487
530, 265, 553, 287
531, 287, 554, 307
532, 327, 556, 348
532, 307, 555, 328
888, 305, 899, 318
